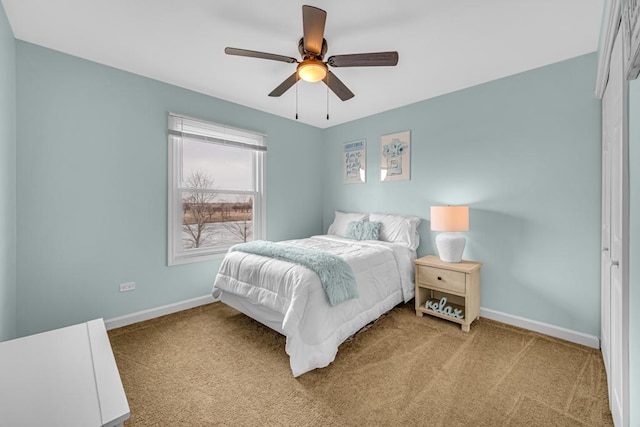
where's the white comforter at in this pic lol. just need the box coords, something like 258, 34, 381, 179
212, 235, 415, 376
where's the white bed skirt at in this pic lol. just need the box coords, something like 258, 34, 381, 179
220, 292, 286, 335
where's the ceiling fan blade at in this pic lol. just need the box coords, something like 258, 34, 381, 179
225, 47, 298, 64
302, 5, 326, 55
323, 71, 354, 101
268, 72, 299, 97
327, 51, 399, 67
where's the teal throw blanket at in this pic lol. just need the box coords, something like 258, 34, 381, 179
230, 240, 359, 306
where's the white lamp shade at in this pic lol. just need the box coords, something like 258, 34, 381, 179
430, 205, 469, 232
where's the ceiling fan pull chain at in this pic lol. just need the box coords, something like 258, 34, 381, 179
295, 82, 299, 120
326, 74, 330, 120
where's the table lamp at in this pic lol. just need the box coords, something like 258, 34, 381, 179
430, 205, 469, 263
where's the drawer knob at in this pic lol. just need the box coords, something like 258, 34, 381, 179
437, 276, 442, 280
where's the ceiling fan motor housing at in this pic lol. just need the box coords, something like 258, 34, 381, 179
298, 38, 328, 59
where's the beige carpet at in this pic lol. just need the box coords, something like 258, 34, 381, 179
108, 302, 612, 426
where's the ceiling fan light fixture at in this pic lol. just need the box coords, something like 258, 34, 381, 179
297, 59, 327, 83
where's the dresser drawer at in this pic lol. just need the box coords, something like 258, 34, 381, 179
417, 265, 466, 294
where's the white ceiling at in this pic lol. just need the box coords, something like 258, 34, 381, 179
2, 0, 604, 129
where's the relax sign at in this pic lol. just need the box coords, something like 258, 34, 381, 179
425, 297, 464, 319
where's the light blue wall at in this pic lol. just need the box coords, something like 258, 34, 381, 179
0, 2, 16, 341
628, 79, 639, 427
322, 54, 601, 336
15, 41, 323, 336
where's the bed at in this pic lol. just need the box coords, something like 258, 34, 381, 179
211, 212, 421, 377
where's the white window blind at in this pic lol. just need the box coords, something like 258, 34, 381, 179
168, 114, 266, 151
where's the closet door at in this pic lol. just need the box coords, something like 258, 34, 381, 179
601, 69, 611, 377
602, 29, 629, 427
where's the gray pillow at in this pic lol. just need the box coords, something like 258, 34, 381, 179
344, 220, 381, 240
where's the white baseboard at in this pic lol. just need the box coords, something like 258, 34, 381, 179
104, 295, 215, 330
480, 307, 600, 349
104, 297, 601, 349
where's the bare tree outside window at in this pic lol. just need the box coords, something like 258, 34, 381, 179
182, 170, 216, 249
223, 195, 254, 242
182, 171, 254, 250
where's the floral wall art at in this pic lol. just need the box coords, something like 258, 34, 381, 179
343, 139, 366, 184
380, 130, 411, 181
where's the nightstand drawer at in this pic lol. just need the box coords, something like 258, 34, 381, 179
417, 265, 466, 294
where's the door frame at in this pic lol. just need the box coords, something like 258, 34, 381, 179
599, 12, 631, 427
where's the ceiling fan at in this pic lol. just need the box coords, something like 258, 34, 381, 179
225, 5, 399, 101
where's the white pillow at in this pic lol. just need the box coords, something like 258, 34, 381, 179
327, 211, 369, 237
369, 213, 421, 250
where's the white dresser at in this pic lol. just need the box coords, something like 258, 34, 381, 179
0, 319, 130, 427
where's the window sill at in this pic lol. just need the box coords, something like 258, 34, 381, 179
168, 251, 227, 266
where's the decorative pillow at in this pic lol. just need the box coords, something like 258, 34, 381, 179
344, 220, 365, 240
361, 221, 381, 240
327, 211, 369, 237
368, 213, 421, 250
344, 220, 381, 241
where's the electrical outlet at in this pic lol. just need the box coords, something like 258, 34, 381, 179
119, 282, 136, 292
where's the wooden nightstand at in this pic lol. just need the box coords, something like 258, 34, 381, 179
414, 255, 482, 332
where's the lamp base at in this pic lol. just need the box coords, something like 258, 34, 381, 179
435, 233, 466, 263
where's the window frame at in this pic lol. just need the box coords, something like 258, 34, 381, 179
167, 113, 266, 266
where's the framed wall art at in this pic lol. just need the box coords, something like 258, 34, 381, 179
343, 139, 366, 184
380, 130, 411, 182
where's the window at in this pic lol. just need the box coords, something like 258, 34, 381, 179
168, 113, 266, 265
